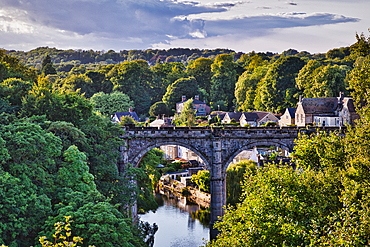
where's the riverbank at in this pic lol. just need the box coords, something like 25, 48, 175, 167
158, 180, 210, 208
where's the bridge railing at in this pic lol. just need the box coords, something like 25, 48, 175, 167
122, 124, 347, 133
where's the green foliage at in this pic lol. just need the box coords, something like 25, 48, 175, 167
41, 55, 57, 76
21, 78, 93, 126
162, 77, 199, 112
186, 57, 213, 92
0, 49, 37, 83
292, 131, 346, 170
210, 54, 237, 110
255, 56, 305, 113
39, 216, 83, 247
191, 170, 210, 193
226, 160, 257, 207
119, 116, 137, 126
90, 91, 133, 117
235, 65, 268, 112
136, 148, 165, 213
179, 98, 196, 127
0, 78, 32, 109
208, 164, 342, 247
149, 101, 168, 117
109, 60, 152, 115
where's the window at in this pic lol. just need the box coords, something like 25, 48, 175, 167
286, 115, 288, 119
301, 114, 303, 123
297, 114, 299, 122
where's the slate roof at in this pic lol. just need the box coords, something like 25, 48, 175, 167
177, 98, 208, 105
225, 112, 243, 121
287, 108, 296, 118
209, 112, 226, 121
114, 112, 140, 122
240, 112, 260, 121
300, 97, 337, 115
253, 111, 270, 121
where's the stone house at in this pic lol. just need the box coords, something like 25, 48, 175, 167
176, 95, 211, 117
239, 111, 279, 127
160, 145, 204, 165
279, 108, 296, 127
295, 93, 359, 127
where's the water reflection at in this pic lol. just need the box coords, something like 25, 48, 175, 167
140, 193, 209, 247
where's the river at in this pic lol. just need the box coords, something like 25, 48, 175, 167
140, 193, 210, 247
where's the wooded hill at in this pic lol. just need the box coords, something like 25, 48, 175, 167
3, 41, 359, 120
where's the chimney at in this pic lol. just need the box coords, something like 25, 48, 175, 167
182, 95, 186, 102
339, 92, 344, 101
195, 95, 199, 101
299, 95, 302, 103
129, 106, 133, 112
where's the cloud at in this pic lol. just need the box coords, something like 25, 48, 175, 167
0, 0, 226, 44
0, 0, 362, 52
202, 12, 359, 38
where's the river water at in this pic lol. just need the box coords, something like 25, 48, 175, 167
140, 193, 210, 247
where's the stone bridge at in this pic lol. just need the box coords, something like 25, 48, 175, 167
118, 125, 345, 239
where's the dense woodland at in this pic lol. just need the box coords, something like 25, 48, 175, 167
1, 30, 370, 246
4, 41, 355, 119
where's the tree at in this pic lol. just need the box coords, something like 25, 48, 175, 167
21, 79, 93, 126
295, 59, 322, 98
0, 78, 32, 110
191, 170, 210, 193
90, 91, 133, 117
210, 54, 237, 110
235, 66, 268, 111
162, 77, 199, 113
207, 164, 342, 247
255, 56, 305, 113
41, 55, 57, 76
179, 98, 196, 127
226, 160, 257, 207
109, 60, 152, 115
0, 49, 37, 83
186, 57, 213, 92
149, 101, 168, 117
150, 62, 186, 103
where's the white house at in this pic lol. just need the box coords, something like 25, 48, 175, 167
240, 111, 279, 127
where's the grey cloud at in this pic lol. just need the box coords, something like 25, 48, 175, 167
0, 0, 362, 51
203, 13, 359, 38
0, 0, 225, 43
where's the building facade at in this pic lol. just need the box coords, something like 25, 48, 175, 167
295, 93, 359, 127
176, 95, 211, 117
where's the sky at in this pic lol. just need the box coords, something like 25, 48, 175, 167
0, 0, 368, 54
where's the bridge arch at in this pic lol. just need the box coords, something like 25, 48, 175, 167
223, 140, 292, 174
129, 140, 211, 169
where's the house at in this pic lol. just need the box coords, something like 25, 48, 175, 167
160, 145, 178, 159
160, 145, 204, 165
149, 117, 174, 127
295, 93, 359, 127
222, 112, 243, 124
176, 95, 211, 117
232, 147, 259, 164
208, 111, 227, 123
112, 107, 140, 123
279, 108, 296, 127
239, 111, 280, 127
